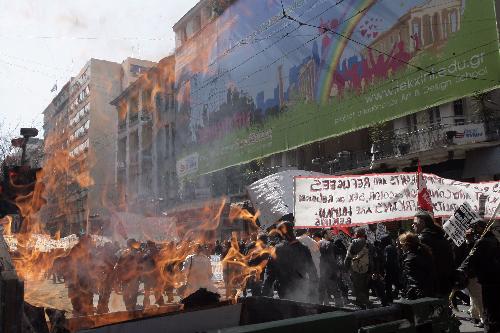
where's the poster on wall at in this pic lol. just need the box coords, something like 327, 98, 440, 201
294, 173, 499, 227
175, 0, 500, 176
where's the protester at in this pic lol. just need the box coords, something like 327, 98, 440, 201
65, 235, 95, 316
413, 209, 454, 297
214, 240, 223, 256
399, 232, 436, 300
333, 236, 350, 300
161, 241, 181, 302
182, 243, 217, 297
380, 235, 401, 304
96, 242, 118, 314
115, 239, 142, 311
245, 233, 271, 297
458, 220, 500, 333
297, 229, 320, 274
318, 229, 343, 306
344, 227, 372, 308
262, 220, 318, 303
142, 241, 165, 308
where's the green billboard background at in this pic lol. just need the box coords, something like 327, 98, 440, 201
175, 0, 500, 176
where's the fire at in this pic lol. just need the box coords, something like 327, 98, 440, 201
1, 215, 12, 235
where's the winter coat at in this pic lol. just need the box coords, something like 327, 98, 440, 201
419, 225, 454, 296
262, 239, 318, 302
401, 246, 436, 300
319, 239, 339, 280
460, 232, 500, 286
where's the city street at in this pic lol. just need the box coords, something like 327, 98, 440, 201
25, 278, 484, 332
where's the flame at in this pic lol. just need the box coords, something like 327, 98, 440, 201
1, 215, 12, 235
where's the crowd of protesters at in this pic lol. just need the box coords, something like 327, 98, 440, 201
47, 209, 500, 332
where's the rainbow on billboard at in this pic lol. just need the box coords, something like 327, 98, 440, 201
316, 0, 377, 103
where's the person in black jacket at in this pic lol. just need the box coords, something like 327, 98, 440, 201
318, 230, 343, 306
262, 221, 319, 303
458, 221, 500, 333
413, 210, 454, 297
380, 235, 401, 304
399, 232, 436, 300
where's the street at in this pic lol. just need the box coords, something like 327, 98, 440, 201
25, 278, 484, 332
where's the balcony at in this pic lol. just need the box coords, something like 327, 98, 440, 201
314, 116, 499, 175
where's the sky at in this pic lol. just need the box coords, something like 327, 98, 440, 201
0, 0, 198, 136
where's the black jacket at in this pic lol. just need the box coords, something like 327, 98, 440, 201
319, 239, 339, 279
419, 225, 454, 296
262, 239, 318, 302
460, 232, 500, 286
402, 246, 436, 300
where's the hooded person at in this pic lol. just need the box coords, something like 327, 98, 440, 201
458, 219, 500, 333
413, 209, 454, 297
182, 243, 218, 298
262, 220, 319, 303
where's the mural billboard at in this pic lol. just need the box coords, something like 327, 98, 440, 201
175, 0, 500, 176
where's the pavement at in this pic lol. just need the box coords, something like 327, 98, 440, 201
26, 279, 485, 332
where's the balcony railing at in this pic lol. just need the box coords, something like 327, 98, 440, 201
317, 116, 499, 174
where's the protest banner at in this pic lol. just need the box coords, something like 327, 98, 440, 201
443, 203, 482, 246
247, 170, 325, 229
294, 173, 500, 228
210, 255, 223, 282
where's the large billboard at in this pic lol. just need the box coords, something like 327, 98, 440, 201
175, 0, 500, 176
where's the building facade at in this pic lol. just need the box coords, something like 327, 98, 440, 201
42, 58, 156, 235
111, 56, 176, 216
170, 0, 500, 215
41, 81, 71, 235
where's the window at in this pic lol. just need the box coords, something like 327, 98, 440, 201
428, 106, 441, 125
406, 113, 418, 132
453, 99, 465, 125
423, 15, 433, 46
450, 10, 458, 33
142, 89, 152, 110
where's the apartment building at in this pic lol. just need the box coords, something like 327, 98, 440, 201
41, 58, 155, 235
111, 55, 176, 216
41, 81, 70, 235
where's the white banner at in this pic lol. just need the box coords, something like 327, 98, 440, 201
210, 255, 223, 282
294, 173, 500, 227
443, 202, 481, 246
247, 170, 325, 229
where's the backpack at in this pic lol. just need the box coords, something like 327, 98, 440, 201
351, 245, 369, 274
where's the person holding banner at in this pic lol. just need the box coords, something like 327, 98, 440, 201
413, 210, 454, 298
458, 220, 500, 333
